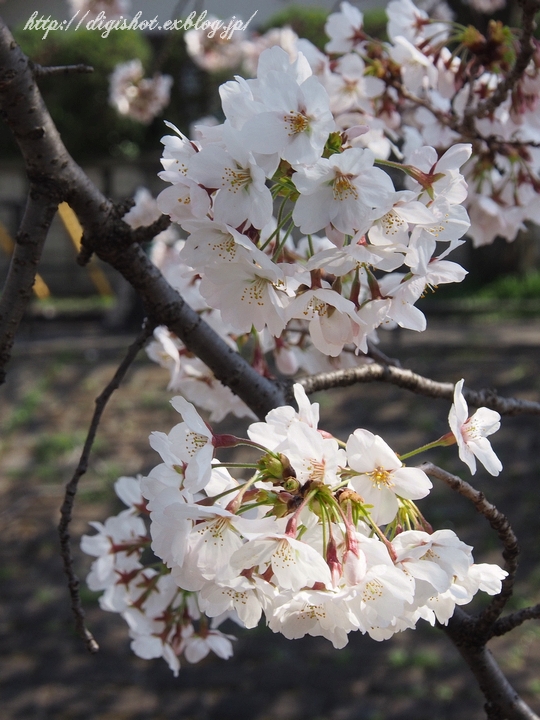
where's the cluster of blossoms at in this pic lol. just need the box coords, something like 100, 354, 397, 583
109, 59, 173, 125
144, 37, 470, 419
82, 383, 506, 674
182, 0, 540, 247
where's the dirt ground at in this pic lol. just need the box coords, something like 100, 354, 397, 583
1, 314, 540, 720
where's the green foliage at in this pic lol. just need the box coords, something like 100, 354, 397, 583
259, 5, 388, 51
474, 271, 540, 300
258, 6, 329, 49
2, 382, 48, 434
32, 431, 85, 464
363, 9, 389, 39
0, 27, 201, 162
2, 29, 150, 160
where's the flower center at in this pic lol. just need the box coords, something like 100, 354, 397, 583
214, 234, 238, 261
426, 214, 449, 237
343, 78, 359, 95
368, 466, 394, 488
311, 298, 329, 317
380, 210, 405, 236
284, 110, 310, 136
223, 165, 252, 192
362, 578, 384, 601
306, 458, 326, 482
332, 172, 359, 202
185, 430, 209, 457
300, 603, 326, 620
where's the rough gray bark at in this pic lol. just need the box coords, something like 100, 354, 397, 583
298, 364, 540, 416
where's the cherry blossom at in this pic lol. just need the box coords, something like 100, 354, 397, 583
346, 429, 432, 524
292, 148, 395, 235
109, 59, 172, 125
448, 379, 503, 476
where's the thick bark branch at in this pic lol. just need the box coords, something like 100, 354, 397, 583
0, 188, 57, 384
298, 364, 540, 416
0, 18, 286, 418
443, 611, 539, 720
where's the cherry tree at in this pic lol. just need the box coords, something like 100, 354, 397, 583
1, 1, 540, 718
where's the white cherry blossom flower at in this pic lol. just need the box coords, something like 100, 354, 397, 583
268, 588, 356, 648
247, 383, 320, 451
109, 59, 172, 125
325, 2, 365, 55
198, 576, 266, 629
448, 379, 502, 476
285, 288, 364, 357
170, 398, 215, 484
292, 148, 395, 236
156, 180, 211, 227
387, 0, 448, 44
229, 534, 333, 592
122, 188, 162, 229
389, 37, 438, 95
240, 63, 335, 166
285, 422, 346, 486
346, 429, 432, 524
325, 54, 385, 115
181, 624, 236, 664
187, 139, 273, 230
199, 252, 290, 337
184, 18, 244, 73
347, 564, 415, 630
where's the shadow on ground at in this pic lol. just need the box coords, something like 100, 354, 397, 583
1, 315, 540, 720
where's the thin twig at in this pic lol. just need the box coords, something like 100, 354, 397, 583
492, 603, 540, 637
130, 214, 172, 245
0, 188, 57, 385
298, 363, 540, 415
420, 463, 520, 638
469, 0, 540, 123
58, 319, 155, 653
33, 63, 94, 77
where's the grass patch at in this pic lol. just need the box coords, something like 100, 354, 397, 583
475, 271, 540, 300
2, 383, 48, 434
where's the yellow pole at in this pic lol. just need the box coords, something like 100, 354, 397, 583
57, 202, 114, 297
0, 220, 50, 299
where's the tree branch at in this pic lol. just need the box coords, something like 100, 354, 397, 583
442, 611, 539, 720
298, 364, 540, 416
32, 63, 94, 77
470, 0, 540, 123
0, 187, 57, 385
420, 463, 537, 718
492, 604, 540, 637
0, 18, 286, 418
420, 463, 520, 638
58, 319, 155, 653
